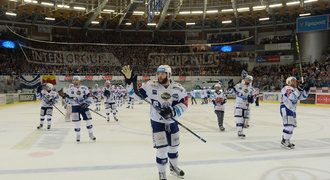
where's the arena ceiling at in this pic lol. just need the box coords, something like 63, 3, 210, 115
0, 0, 329, 30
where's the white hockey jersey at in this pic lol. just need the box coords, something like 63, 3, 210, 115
281, 86, 308, 112
65, 85, 92, 106
37, 90, 59, 107
91, 88, 102, 99
212, 90, 227, 111
234, 82, 254, 109
102, 86, 116, 103
138, 80, 188, 124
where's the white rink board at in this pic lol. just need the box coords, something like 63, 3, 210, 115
0, 100, 330, 180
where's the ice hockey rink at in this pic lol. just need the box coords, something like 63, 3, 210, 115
0, 100, 329, 180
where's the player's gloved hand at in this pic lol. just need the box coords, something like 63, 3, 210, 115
159, 106, 176, 119
227, 79, 234, 89
103, 90, 111, 98
121, 65, 137, 84
247, 95, 254, 103
37, 85, 43, 94
80, 103, 90, 110
48, 99, 55, 105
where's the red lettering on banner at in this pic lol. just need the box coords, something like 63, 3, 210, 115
102, 76, 112, 80
143, 76, 150, 81
84, 76, 93, 81
64, 76, 73, 81
316, 94, 330, 104
179, 76, 186, 81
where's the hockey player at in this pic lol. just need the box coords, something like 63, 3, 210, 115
190, 90, 197, 105
36, 83, 59, 130
280, 77, 309, 149
65, 76, 96, 142
103, 81, 118, 122
121, 65, 188, 180
126, 82, 135, 109
212, 83, 227, 131
232, 75, 254, 138
92, 84, 102, 111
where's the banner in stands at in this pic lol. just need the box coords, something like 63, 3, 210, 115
148, 52, 250, 67
256, 55, 280, 63
264, 43, 291, 51
296, 14, 329, 33
300, 94, 316, 104
19, 94, 36, 102
19, 75, 41, 89
20, 45, 121, 66
316, 94, 330, 104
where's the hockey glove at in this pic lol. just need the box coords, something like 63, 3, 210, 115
37, 85, 43, 94
80, 103, 90, 110
121, 65, 137, 84
159, 106, 176, 119
103, 90, 111, 98
247, 95, 254, 103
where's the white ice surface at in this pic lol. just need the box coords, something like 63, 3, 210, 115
0, 100, 330, 180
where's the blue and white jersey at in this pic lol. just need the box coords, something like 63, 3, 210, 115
212, 90, 227, 111
127, 84, 135, 98
102, 87, 116, 103
234, 82, 254, 109
91, 88, 102, 100
65, 85, 92, 106
37, 90, 59, 107
281, 86, 308, 112
190, 90, 196, 98
138, 80, 188, 124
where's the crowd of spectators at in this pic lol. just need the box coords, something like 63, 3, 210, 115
259, 35, 293, 45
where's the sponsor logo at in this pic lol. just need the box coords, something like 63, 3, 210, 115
19, 94, 36, 102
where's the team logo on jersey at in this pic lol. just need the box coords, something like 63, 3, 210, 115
77, 91, 81, 95
152, 89, 157, 95
161, 92, 171, 100
172, 94, 179, 99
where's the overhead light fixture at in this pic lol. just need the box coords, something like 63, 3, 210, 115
237, 7, 250, 12
222, 20, 232, 24
133, 11, 144, 15
73, 6, 86, 11
57, 4, 70, 9
147, 23, 157, 26
191, 11, 203, 14
269, 3, 283, 8
221, 9, 234, 13
179, 11, 190, 15
5, 12, 17, 16
286, 1, 300, 6
8, 0, 18, 2
91, 21, 99, 24
41, 2, 54, 6
186, 22, 196, 25
299, 13, 311, 17
253, 5, 266, 11
259, 17, 270, 21
125, 22, 132, 25
304, 0, 318, 3
45, 17, 55, 21
102, 9, 115, 13
24, 0, 38, 3
206, 10, 218, 14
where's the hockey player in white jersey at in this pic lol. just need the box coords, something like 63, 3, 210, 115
36, 83, 59, 130
121, 65, 188, 180
212, 83, 227, 131
102, 81, 118, 122
65, 76, 96, 142
231, 75, 254, 139
92, 84, 102, 111
280, 77, 309, 149
126, 82, 135, 109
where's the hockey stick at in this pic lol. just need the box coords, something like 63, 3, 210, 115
53, 104, 65, 116
88, 108, 107, 119
295, 34, 304, 83
130, 80, 207, 143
